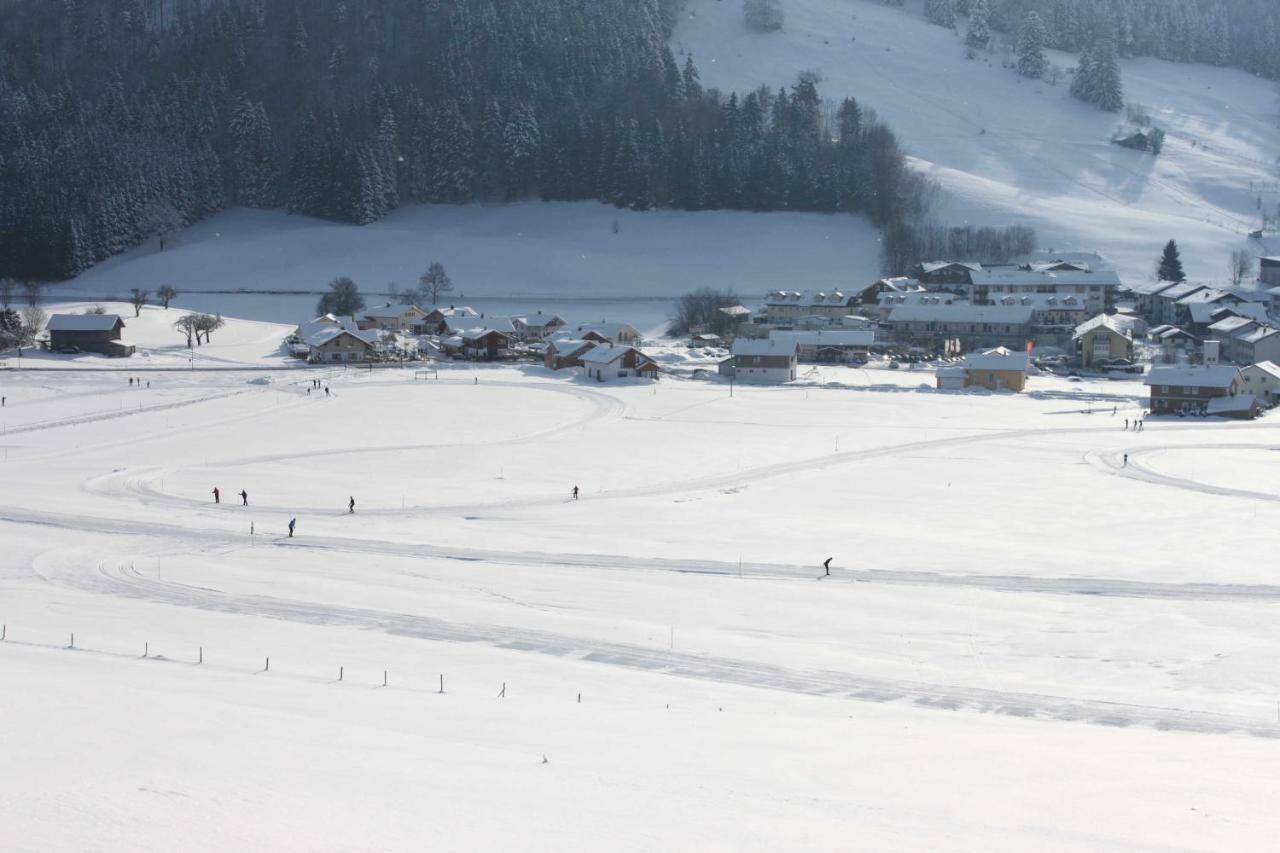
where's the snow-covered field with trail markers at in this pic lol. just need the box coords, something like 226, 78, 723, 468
4, 338, 1280, 850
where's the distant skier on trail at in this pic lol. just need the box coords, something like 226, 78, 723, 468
325, 386, 331, 397
823, 557, 832, 576
212, 487, 220, 504
1124, 419, 1129, 430
288, 517, 296, 537
348, 496, 355, 514
1123, 453, 1129, 467
572, 485, 579, 501
239, 489, 248, 506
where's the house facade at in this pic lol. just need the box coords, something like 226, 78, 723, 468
1240, 361, 1280, 403
544, 338, 595, 370
960, 348, 1029, 392
967, 268, 1122, 316
728, 339, 798, 383
460, 329, 512, 361
1260, 257, 1280, 287
1145, 365, 1244, 415
307, 328, 378, 362
885, 304, 1034, 351
46, 314, 134, 356
575, 323, 640, 344
914, 262, 981, 287
1073, 315, 1133, 367
361, 304, 426, 332
768, 330, 874, 363
577, 344, 658, 381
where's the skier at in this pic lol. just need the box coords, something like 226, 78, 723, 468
1, 396, 5, 407
1124, 418, 1128, 430
1112, 405, 1117, 415
307, 387, 311, 395
128, 377, 133, 387
823, 557, 832, 576
288, 517, 296, 538
212, 487, 220, 504
239, 489, 248, 507
1123, 453, 1128, 467
572, 485, 579, 501
348, 496, 355, 514
1139, 420, 1144, 431
325, 386, 330, 397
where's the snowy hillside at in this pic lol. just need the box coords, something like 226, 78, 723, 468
674, 0, 1280, 282
55, 202, 882, 333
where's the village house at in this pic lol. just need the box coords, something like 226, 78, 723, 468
957, 347, 1030, 392
913, 261, 981, 287
726, 338, 798, 384
360, 304, 427, 332
577, 343, 658, 381
1227, 324, 1280, 366
575, 322, 641, 345
420, 306, 480, 334
1240, 361, 1280, 405
306, 327, 378, 363
443, 315, 515, 337
544, 338, 595, 370
885, 304, 1034, 351
512, 312, 567, 341
768, 329, 875, 364
967, 268, 1122, 315
1146, 282, 1208, 326
1073, 315, 1134, 368
1147, 325, 1198, 364
46, 313, 135, 357
459, 329, 512, 361
761, 291, 856, 324
1145, 364, 1250, 416
1260, 257, 1280, 287
1186, 302, 1269, 333
1207, 314, 1257, 348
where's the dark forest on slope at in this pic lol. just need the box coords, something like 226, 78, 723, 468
0, 0, 929, 281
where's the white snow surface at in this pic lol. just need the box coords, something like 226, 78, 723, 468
673, 0, 1280, 284
3, 351, 1280, 850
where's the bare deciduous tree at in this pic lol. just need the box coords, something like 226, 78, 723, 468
174, 314, 199, 348
0, 277, 14, 310
130, 288, 149, 317
1229, 249, 1254, 285
23, 280, 42, 309
157, 285, 178, 309
194, 312, 225, 344
418, 262, 453, 305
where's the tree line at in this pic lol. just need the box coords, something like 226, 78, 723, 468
0, 0, 927, 282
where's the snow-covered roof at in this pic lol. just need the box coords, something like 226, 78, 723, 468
1156, 327, 1195, 341
1123, 280, 1181, 297
763, 290, 851, 307
579, 344, 643, 365
968, 269, 1122, 287
447, 316, 515, 334
461, 328, 512, 342
718, 305, 753, 317
919, 261, 981, 273
1072, 314, 1133, 340
1260, 256, 1280, 264
769, 330, 875, 348
426, 306, 479, 318
878, 291, 965, 307
1145, 365, 1241, 388
991, 293, 1089, 310
305, 327, 378, 348
1011, 250, 1112, 270
514, 313, 566, 328
1244, 361, 1280, 381
1233, 325, 1280, 344
873, 276, 925, 293
962, 349, 1030, 372
1207, 394, 1256, 414
887, 304, 1034, 324
46, 313, 124, 332
547, 338, 591, 353
1176, 288, 1237, 306
1153, 282, 1205, 301
733, 338, 798, 357
1208, 315, 1256, 334
363, 304, 417, 319
576, 322, 639, 339
935, 365, 967, 377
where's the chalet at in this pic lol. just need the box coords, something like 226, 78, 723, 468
1239, 361, 1280, 404
1260, 257, 1280, 287
914, 262, 981, 287
443, 315, 516, 337
1227, 324, 1280, 366
306, 327, 378, 363
512, 312, 567, 341
46, 314, 134, 357
958, 348, 1030, 392
1187, 302, 1269, 331
727, 338, 798, 384
1073, 315, 1133, 368
576, 322, 641, 344
1124, 280, 1181, 319
577, 344, 658, 382
460, 329, 512, 361
967, 268, 1122, 315
1147, 325, 1198, 364
768, 329, 874, 363
1207, 314, 1257, 347
1147, 282, 1207, 325
935, 365, 967, 390
361, 304, 426, 332
544, 338, 595, 370
885, 304, 1034, 350
1145, 364, 1246, 415
420, 306, 480, 334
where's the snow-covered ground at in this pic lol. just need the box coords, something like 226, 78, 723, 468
3, 357, 1280, 850
53, 203, 883, 334
674, 0, 1280, 283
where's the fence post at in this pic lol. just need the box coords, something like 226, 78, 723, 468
1, 624, 5, 641
265, 656, 269, 672
70, 631, 74, 649
498, 682, 505, 699
577, 693, 581, 704
144, 642, 148, 658
339, 665, 344, 682
383, 671, 388, 687
438, 674, 444, 694
199, 646, 203, 664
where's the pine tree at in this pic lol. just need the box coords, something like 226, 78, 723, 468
1157, 240, 1186, 282
965, 0, 991, 50
926, 0, 955, 29
1016, 11, 1049, 78
1092, 33, 1124, 112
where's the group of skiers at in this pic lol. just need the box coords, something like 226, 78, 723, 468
209, 488, 355, 536
305, 379, 330, 397
126, 377, 150, 388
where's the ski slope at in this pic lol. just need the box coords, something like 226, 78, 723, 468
673, 0, 1280, 283
3, 359, 1280, 849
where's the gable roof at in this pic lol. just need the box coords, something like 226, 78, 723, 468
1243, 361, 1280, 381
1153, 282, 1205, 300
579, 344, 643, 365
962, 349, 1030, 372
1145, 364, 1241, 388
919, 261, 982, 273
733, 338, 798, 357
1233, 325, 1280, 344
306, 327, 378, 348
1072, 314, 1133, 340
363, 304, 422, 320
968, 269, 1122, 288
575, 322, 639, 339
46, 313, 124, 332
1207, 394, 1256, 415
1208, 315, 1257, 334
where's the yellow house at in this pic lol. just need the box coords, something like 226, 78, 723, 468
961, 348, 1029, 392
1073, 315, 1133, 367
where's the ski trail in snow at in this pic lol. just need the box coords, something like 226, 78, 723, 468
1087, 444, 1280, 502
26, 552, 1280, 739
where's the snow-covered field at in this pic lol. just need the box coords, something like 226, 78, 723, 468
4, 351, 1280, 850
674, 0, 1280, 283
53, 203, 882, 333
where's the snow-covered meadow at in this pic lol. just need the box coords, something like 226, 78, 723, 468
4, 326, 1280, 849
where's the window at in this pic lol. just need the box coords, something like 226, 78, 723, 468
1160, 385, 1169, 393
1187, 386, 1199, 395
